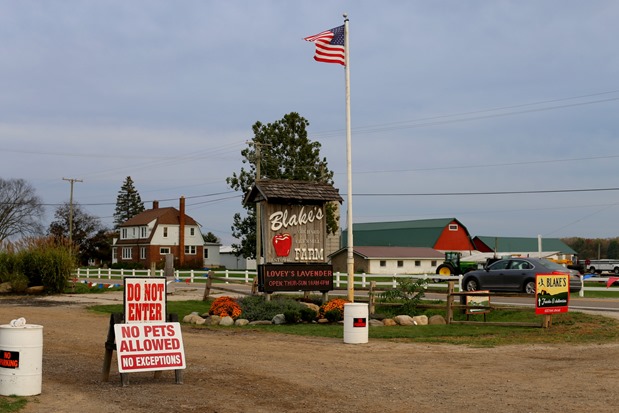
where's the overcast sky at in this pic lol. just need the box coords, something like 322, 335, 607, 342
2, 1, 619, 245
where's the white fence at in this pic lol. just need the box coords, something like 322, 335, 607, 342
73, 267, 619, 296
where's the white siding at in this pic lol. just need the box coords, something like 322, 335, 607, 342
367, 258, 439, 274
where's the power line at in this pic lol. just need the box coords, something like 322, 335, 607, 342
313, 89, 619, 138
346, 187, 619, 197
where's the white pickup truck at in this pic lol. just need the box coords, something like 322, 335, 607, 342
586, 259, 619, 275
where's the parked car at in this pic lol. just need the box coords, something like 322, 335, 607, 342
461, 257, 583, 295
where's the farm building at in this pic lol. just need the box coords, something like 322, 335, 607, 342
112, 198, 217, 269
472, 236, 576, 262
329, 246, 445, 275
341, 218, 475, 252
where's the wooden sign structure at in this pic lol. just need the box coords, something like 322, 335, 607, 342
102, 277, 185, 386
244, 179, 343, 293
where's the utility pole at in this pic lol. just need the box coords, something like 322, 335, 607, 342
252, 142, 271, 267
62, 177, 83, 244
255, 143, 262, 268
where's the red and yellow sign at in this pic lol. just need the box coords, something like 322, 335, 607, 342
535, 273, 570, 315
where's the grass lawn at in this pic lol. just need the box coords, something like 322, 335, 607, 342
89, 299, 619, 347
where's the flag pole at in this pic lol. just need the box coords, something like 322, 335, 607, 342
343, 14, 355, 302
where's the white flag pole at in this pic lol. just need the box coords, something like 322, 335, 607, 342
343, 14, 355, 302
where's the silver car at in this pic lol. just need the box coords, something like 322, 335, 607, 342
461, 257, 582, 295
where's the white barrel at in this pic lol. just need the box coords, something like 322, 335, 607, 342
0, 324, 43, 396
343, 303, 369, 344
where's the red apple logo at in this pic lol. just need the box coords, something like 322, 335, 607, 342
273, 233, 292, 257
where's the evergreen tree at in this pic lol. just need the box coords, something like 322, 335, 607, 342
203, 231, 221, 243
113, 176, 145, 229
226, 112, 338, 259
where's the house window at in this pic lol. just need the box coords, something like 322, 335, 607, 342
140, 247, 146, 260
140, 227, 147, 238
163, 227, 168, 237
431, 260, 437, 266
204, 248, 209, 259
122, 247, 132, 260
185, 245, 196, 255
380, 260, 386, 267
190, 228, 195, 236
112, 249, 117, 260
415, 260, 421, 267
397, 260, 404, 267
160, 247, 170, 255
448, 224, 458, 231
121, 228, 127, 239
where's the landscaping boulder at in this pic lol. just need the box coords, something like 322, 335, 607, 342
272, 314, 286, 325
249, 320, 272, 325
383, 318, 397, 326
0, 282, 12, 294
234, 319, 250, 326
369, 319, 385, 327
428, 315, 447, 325
300, 302, 320, 316
394, 315, 415, 326
412, 315, 428, 326
25, 286, 45, 295
205, 315, 221, 326
219, 316, 234, 326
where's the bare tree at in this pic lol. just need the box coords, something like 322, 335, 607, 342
0, 178, 44, 242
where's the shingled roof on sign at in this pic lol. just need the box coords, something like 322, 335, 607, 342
243, 179, 343, 206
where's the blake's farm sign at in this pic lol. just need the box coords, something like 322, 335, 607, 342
264, 203, 326, 263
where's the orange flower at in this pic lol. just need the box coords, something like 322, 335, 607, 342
209, 296, 242, 319
319, 298, 349, 319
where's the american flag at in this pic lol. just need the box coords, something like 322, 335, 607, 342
304, 25, 345, 66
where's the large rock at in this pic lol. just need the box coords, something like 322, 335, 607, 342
235, 319, 250, 326
394, 315, 415, 326
0, 282, 12, 294
412, 315, 428, 326
249, 320, 272, 325
183, 313, 201, 323
369, 319, 385, 327
383, 318, 397, 326
219, 316, 234, 326
25, 286, 45, 295
272, 314, 286, 325
428, 315, 447, 325
299, 302, 320, 316
205, 315, 221, 325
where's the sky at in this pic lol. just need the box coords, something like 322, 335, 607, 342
2, 1, 619, 246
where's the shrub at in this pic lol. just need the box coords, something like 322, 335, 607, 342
209, 296, 242, 319
283, 310, 301, 324
238, 295, 308, 322
16, 237, 77, 293
379, 277, 428, 316
299, 307, 317, 323
324, 309, 342, 323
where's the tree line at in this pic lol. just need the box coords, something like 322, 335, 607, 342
562, 237, 619, 260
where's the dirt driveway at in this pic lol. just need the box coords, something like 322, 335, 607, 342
1, 291, 619, 413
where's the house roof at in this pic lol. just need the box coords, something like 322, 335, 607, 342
244, 179, 343, 205
473, 236, 576, 255
342, 218, 467, 248
120, 207, 199, 227
330, 246, 444, 259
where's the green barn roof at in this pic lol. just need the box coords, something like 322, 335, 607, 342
474, 236, 576, 254
342, 218, 460, 248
